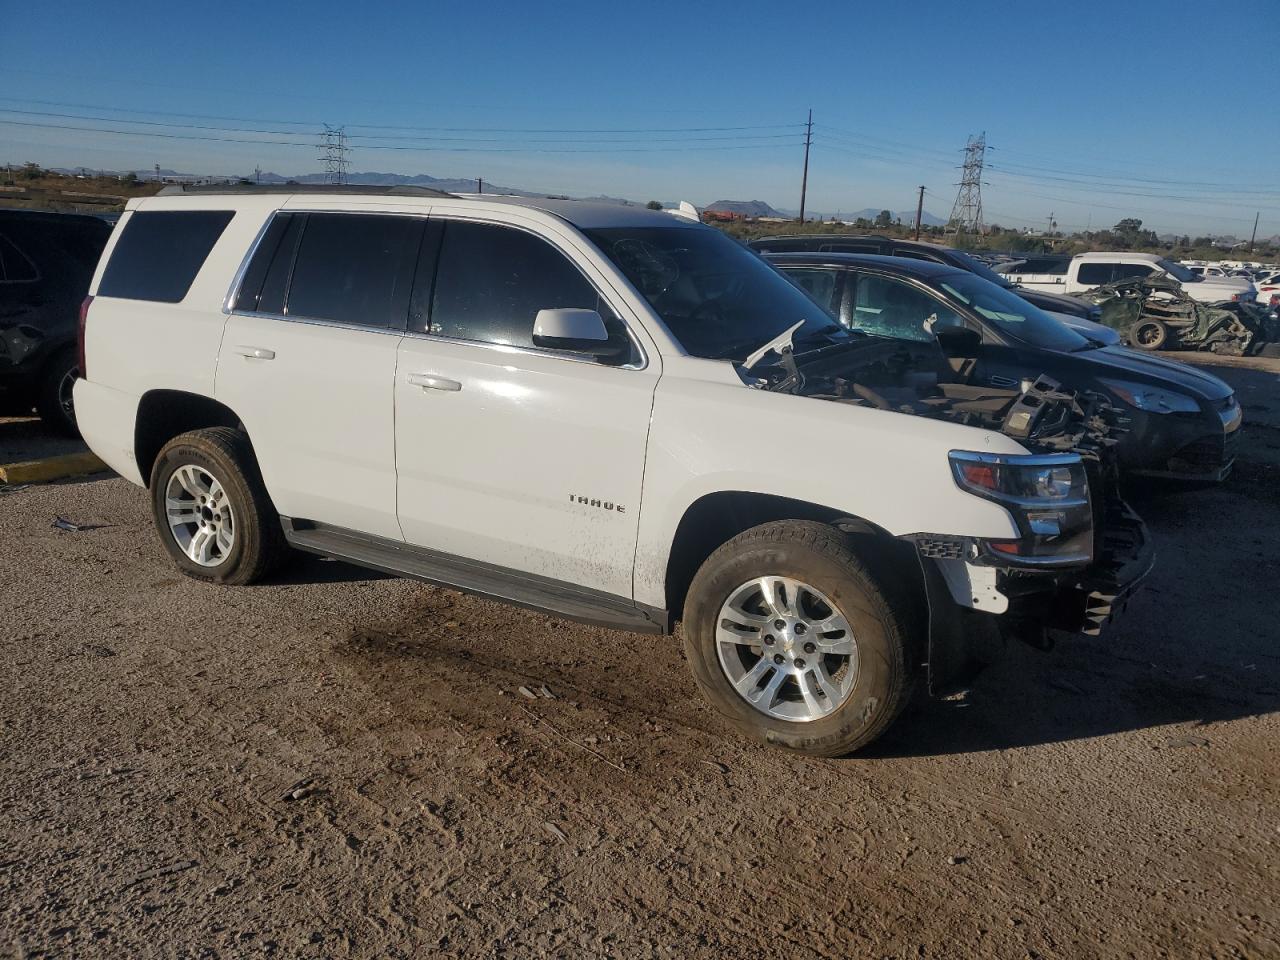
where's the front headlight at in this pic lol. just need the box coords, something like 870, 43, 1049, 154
949, 451, 1093, 566
1099, 379, 1200, 414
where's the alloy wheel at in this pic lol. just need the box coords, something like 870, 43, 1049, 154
165, 465, 235, 567
715, 576, 858, 722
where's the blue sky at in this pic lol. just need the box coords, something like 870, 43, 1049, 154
2, 0, 1276, 236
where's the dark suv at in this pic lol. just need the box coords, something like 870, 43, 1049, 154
0, 210, 112, 433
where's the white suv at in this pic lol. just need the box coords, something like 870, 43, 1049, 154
75, 186, 1152, 755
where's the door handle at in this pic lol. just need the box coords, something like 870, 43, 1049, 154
406, 373, 462, 392
234, 346, 275, 360
989, 375, 1019, 388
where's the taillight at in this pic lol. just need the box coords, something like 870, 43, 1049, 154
77, 295, 93, 380
1270, 294, 1279, 308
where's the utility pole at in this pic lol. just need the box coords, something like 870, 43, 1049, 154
477, 177, 483, 194
914, 185, 926, 240
1047, 211, 1056, 235
254, 165, 261, 184
798, 108, 812, 223
1249, 210, 1259, 253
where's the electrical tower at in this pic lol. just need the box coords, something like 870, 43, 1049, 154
948, 132, 986, 237
318, 125, 351, 185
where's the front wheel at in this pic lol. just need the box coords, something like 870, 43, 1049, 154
149, 427, 287, 585
682, 521, 915, 757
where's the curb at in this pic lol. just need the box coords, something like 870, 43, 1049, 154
0, 452, 109, 484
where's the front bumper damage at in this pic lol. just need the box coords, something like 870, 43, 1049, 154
904, 498, 1155, 695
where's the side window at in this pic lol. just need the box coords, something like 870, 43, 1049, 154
781, 267, 841, 314
1113, 263, 1155, 280
1076, 262, 1114, 285
424, 221, 635, 363
0, 233, 40, 283
232, 213, 294, 313
98, 210, 234, 302
848, 273, 961, 341
284, 213, 422, 329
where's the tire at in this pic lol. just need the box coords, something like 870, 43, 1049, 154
149, 427, 288, 585
1132, 319, 1168, 351
35, 347, 80, 436
682, 521, 916, 757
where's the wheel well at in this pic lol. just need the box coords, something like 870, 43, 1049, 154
134, 390, 241, 484
663, 491, 905, 617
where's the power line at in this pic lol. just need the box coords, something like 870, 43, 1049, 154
0, 117, 805, 154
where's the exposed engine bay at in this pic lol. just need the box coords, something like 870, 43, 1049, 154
742, 334, 1125, 461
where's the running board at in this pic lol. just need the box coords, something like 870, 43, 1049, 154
280, 518, 669, 635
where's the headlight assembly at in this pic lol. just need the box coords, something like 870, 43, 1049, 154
1099, 379, 1200, 414
949, 451, 1093, 566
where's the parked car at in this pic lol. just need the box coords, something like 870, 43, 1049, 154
75, 186, 1153, 756
1000, 252, 1255, 304
747, 234, 1120, 343
0, 209, 112, 433
767, 252, 1242, 481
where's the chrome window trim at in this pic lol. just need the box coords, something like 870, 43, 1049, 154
222, 209, 649, 371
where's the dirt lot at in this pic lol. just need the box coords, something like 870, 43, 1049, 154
2, 355, 1278, 959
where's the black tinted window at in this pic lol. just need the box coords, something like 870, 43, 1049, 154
1077, 263, 1113, 285
99, 210, 233, 302
286, 213, 421, 329
427, 221, 618, 350
0, 233, 40, 283
823, 242, 883, 254
233, 213, 294, 313
1113, 263, 1155, 280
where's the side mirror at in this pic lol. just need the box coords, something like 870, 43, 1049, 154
533, 308, 628, 362
934, 325, 982, 356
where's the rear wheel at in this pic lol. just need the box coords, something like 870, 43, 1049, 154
149, 427, 287, 585
1132, 319, 1169, 351
682, 521, 915, 757
35, 347, 80, 436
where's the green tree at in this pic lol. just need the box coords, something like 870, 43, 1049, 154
21, 162, 42, 180
874, 209, 893, 228
645, 200, 663, 211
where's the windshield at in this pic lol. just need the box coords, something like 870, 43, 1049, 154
584, 226, 842, 359
1157, 258, 1198, 283
935, 271, 1089, 352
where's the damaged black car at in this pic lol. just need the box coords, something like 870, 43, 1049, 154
767, 252, 1243, 482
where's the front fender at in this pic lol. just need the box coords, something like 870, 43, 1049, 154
633, 373, 1025, 609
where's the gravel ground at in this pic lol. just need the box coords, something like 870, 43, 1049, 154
2, 355, 1278, 959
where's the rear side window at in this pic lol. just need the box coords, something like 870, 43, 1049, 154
1076, 263, 1113, 285
425, 221, 622, 350
848, 273, 960, 342
98, 210, 234, 302
284, 213, 422, 329
780, 267, 841, 313
0, 233, 40, 283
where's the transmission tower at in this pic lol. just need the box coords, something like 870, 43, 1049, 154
948, 132, 986, 237
318, 125, 351, 185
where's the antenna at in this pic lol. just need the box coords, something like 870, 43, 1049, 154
318, 124, 351, 185
947, 132, 986, 238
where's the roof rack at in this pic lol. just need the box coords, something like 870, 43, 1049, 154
155, 183, 457, 198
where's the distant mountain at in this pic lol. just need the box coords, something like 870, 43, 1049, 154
704, 199, 787, 218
